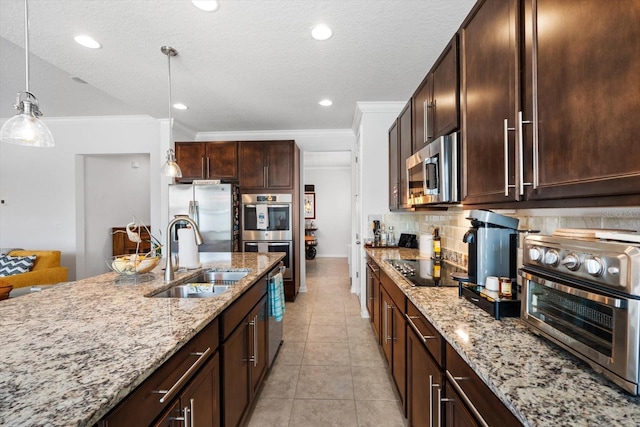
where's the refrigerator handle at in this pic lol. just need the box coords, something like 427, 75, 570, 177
188, 201, 200, 226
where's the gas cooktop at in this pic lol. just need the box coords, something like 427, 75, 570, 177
385, 258, 460, 287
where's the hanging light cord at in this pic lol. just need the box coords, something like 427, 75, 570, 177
166, 48, 172, 143
24, 0, 30, 93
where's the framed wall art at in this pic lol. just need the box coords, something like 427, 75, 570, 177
304, 192, 316, 219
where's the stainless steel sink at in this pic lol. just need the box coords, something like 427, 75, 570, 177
149, 270, 249, 298
192, 270, 249, 284
151, 283, 231, 298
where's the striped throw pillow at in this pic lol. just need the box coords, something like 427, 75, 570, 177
0, 255, 37, 277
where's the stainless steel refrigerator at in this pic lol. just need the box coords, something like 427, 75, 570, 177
168, 182, 239, 253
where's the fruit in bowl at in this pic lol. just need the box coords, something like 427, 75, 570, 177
109, 254, 159, 275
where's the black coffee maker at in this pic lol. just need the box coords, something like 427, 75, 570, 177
463, 210, 519, 286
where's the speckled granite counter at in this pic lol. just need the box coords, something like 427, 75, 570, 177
0, 252, 284, 427
366, 247, 640, 427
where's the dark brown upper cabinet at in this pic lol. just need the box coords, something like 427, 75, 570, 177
239, 140, 294, 190
461, 0, 640, 206
389, 100, 414, 211
175, 141, 238, 182
413, 35, 460, 153
520, 0, 640, 202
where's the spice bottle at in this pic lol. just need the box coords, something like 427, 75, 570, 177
499, 277, 512, 298
433, 228, 441, 259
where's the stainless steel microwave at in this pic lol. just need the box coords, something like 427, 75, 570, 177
406, 133, 459, 206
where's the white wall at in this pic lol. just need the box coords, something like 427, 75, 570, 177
352, 102, 405, 315
304, 163, 351, 257
82, 154, 150, 279
0, 116, 162, 280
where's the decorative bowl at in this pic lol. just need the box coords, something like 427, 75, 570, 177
108, 254, 160, 275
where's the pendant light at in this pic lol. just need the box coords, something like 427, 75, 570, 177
0, 0, 54, 147
160, 46, 182, 178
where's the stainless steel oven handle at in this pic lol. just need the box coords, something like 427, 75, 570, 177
268, 242, 290, 247
520, 270, 625, 308
242, 204, 290, 208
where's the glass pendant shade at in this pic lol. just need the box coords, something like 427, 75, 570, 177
161, 148, 182, 178
1, 0, 54, 148
0, 95, 54, 147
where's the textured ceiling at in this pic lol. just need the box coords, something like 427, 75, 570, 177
0, 0, 476, 133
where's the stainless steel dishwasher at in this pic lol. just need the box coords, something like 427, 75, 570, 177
267, 262, 286, 367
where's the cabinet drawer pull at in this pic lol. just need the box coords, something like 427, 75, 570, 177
406, 314, 436, 344
154, 347, 212, 403
445, 371, 490, 427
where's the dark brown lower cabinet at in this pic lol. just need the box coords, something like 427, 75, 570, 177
222, 282, 268, 427
99, 319, 219, 427
407, 326, 443, 427
444, 381, 480, 427
379, 271, 406, 415
154, 353, 220, 427
445, 342, 522, 427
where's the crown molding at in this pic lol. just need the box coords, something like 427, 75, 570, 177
195, 128, 354, 141
352, 101, 405, 132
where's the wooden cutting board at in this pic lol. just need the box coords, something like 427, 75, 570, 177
552, 228, 637, 239
594, 231, 640, 244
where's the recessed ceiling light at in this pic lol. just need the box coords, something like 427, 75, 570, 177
173, 103, 189, 110
311, 24, 333, 41
319, 99, 333, 107
192, 0, 219, 12
74, 35, 101, 49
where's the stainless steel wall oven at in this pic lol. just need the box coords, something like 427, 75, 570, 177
241, 194, 292, 241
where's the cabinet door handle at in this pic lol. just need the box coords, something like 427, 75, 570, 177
517, 110, 535, 194
249, 315, 258, 367
445, 371, 490, 427
153, 347, 212, 403
383, 301, 388, 344
406, 314, 436, 343
424, 99, 434, 143
206, 157, 211, 178
189, 398, 195, 427
503, 118, 516, 196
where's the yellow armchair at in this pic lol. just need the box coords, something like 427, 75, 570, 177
2, 250, 68, 290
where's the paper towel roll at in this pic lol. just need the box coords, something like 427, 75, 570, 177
419, 258, 433, 279
177, 228, 200, 269
419, 234, 434, 257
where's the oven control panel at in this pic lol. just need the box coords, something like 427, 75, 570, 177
523, 235, 640, 295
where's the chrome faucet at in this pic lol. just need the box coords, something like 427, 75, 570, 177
164, 217, 204, 282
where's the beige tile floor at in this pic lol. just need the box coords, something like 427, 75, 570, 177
247, 258, 406, 427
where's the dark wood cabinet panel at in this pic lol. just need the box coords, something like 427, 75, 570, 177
366, 258, 381, 344
398, 101, 413, 209
239, 141, 294, 190
460, 0, 519, 205
250, 295, 268, 396
391, 300, 406, 415
521, 0, 640, 201
413, 73, 433, 153
175, 141, 238, 182
267, 142, 294, 189
413, 35, 459, 155
432, 35, 459, 139
223, 317, 251, 427
444, 381, 480, 427
388, 120, 399, 210
100, 320, 218, 427
171, 354, 220, 427
239, 143, 267, 189
205, 142, 238, 180
445, 342, 522, 427
175, 142, 206, 181
407, 327, 442, 427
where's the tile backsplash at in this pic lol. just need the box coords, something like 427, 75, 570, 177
378, 206, 640, 271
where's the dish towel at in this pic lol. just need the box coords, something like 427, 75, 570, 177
256, 204, 269, 230
269, 272, 286, 322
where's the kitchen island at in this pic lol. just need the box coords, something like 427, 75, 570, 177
0, 252, 284, 427
366, 247, 640, 426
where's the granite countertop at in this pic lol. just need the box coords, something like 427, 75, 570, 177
0, 252, 284, 427
366, 247, 640, 427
